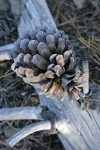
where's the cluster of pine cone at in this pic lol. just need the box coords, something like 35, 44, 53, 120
11, 25, 86, 101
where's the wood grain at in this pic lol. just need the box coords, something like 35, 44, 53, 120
0, 0, 100, 149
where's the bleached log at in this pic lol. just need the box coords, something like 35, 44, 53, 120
18, 0, 57, 36
8, 121, 52, 147
0, 0, 99, 150
18, 1, 100, 150
0, 106, 42, 120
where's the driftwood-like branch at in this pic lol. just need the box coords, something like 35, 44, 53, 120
7, 121, 52, 147
0, 106, 42, 120
0, 43, 14, 61
0, 0, 100, 150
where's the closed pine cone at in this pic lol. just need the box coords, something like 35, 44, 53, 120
11, 25, 85, 100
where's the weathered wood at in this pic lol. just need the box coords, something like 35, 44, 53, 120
0, 106, 42, 120
8, 121, 52, 147
37, 87, 100, 150
0, 0, 99, 149
18, 0, 57, 36
82, 61, 89, 94
0, 43, 14, 61
18, 1, 100, 150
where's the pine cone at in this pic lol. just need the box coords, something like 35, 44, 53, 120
11, 25, 86, 100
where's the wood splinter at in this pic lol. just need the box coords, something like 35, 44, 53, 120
82, 61, 89, 94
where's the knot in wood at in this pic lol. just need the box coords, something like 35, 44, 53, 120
41, 106, 58, 135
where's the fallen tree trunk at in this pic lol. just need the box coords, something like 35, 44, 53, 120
0, 0, 100, 150
17, 1, 100, 150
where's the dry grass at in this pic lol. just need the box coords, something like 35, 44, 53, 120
47, 0, 100, 83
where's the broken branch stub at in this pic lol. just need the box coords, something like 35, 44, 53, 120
0, 106, 42, 121
0, 43, 14, 61
7, 121, 52, 147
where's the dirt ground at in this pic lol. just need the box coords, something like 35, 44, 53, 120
0, 0, 100, 149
